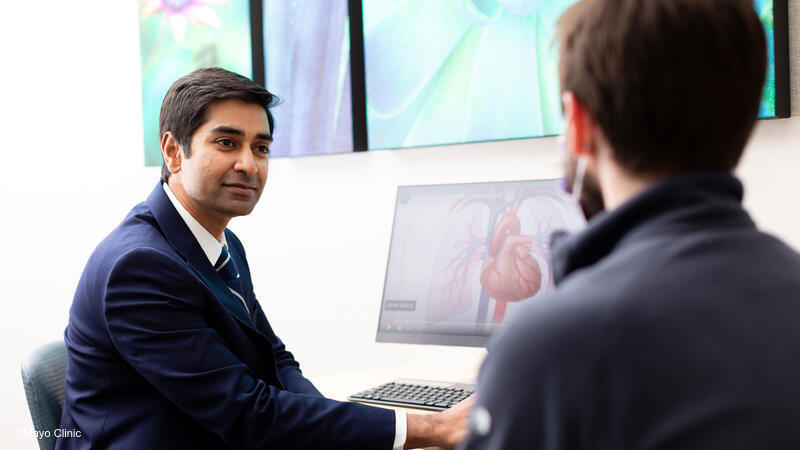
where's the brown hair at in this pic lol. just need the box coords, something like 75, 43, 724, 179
158, 67, 278, 183
557, 0, 767, 174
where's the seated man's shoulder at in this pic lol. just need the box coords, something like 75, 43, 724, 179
85, 201, 183, 279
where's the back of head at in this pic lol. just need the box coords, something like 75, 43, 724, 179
557, 0, 767, 175
158, 67, 278, 183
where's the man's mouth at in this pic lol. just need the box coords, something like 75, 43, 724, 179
223, 183, 258, 194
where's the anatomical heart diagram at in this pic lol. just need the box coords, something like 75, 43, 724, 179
479, 203, 544, 321
385, 180, 584, 329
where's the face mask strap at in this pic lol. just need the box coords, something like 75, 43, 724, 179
571, 154, 588, 202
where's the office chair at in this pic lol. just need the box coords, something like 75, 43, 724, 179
21, 341, 68, 450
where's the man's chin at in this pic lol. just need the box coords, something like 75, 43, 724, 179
219, 202, 258, 219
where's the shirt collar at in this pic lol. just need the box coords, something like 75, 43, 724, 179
162, 182, 226, 266
550, 172, 747, 285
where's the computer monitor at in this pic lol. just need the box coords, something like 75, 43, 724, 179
376, 179, 586, 347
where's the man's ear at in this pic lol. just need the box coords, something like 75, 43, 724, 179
161, 132, 183, 178
561, 91, 599, 159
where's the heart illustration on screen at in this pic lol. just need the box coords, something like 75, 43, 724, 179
480, 204, 543, 322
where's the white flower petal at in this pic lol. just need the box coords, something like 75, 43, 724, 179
169, 13, 188, 43
186, 5, 222, 28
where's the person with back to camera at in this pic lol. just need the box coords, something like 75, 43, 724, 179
58, 67, 472, 450
461, 0, 800, 448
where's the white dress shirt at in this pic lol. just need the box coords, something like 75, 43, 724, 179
163, 182, 225, 264
162, 183, 407, 449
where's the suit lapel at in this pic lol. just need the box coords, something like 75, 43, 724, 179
146, 182, 265, 336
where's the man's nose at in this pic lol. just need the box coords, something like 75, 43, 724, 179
234, 148, 258, 175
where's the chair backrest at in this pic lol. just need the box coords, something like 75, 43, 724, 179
21, 341, 68, 450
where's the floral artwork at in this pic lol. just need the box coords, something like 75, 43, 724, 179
136, 0, 780, 163
138, 0, 252, 166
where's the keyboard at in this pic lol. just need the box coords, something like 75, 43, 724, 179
348, 379, 475, 411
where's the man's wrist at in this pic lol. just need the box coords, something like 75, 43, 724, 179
404, 413, 443, 449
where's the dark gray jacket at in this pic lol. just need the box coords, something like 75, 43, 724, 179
462, 172, 800, 449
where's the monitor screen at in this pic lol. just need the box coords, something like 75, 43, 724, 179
360, 0, 788, 150
376, 179, 586, 347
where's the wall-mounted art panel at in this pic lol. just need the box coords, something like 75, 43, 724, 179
358, 0, 789, 151
139, 0, 252, 166
263, 0, 354, 157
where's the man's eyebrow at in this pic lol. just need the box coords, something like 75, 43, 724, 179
210, 126, 245, 136
210, 126, 272, 141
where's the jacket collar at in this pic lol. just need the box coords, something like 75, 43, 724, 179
551, 172, 752, 284
147, 181, 198, 261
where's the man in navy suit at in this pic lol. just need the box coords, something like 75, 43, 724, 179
58, 68, 470, 449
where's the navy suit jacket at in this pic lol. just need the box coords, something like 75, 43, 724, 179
58, 183, 395, 449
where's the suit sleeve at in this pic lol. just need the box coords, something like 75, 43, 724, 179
103, 247, 395, 450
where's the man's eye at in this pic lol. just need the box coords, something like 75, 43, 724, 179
255, 145, 270, 156
218, 138, 235, 147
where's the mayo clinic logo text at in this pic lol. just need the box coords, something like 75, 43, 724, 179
18, 428, 82, 439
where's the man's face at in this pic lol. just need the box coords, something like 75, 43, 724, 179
175, 98, 271, 225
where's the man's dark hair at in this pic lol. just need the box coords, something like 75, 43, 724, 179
557, 0, 767, 174
159, 67, 278, 183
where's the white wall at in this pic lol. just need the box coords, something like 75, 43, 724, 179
1, 1, 799, 448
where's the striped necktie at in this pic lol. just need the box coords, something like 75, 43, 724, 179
214, 245, 250, 317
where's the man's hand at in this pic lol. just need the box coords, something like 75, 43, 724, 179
404, 395, 475, 449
